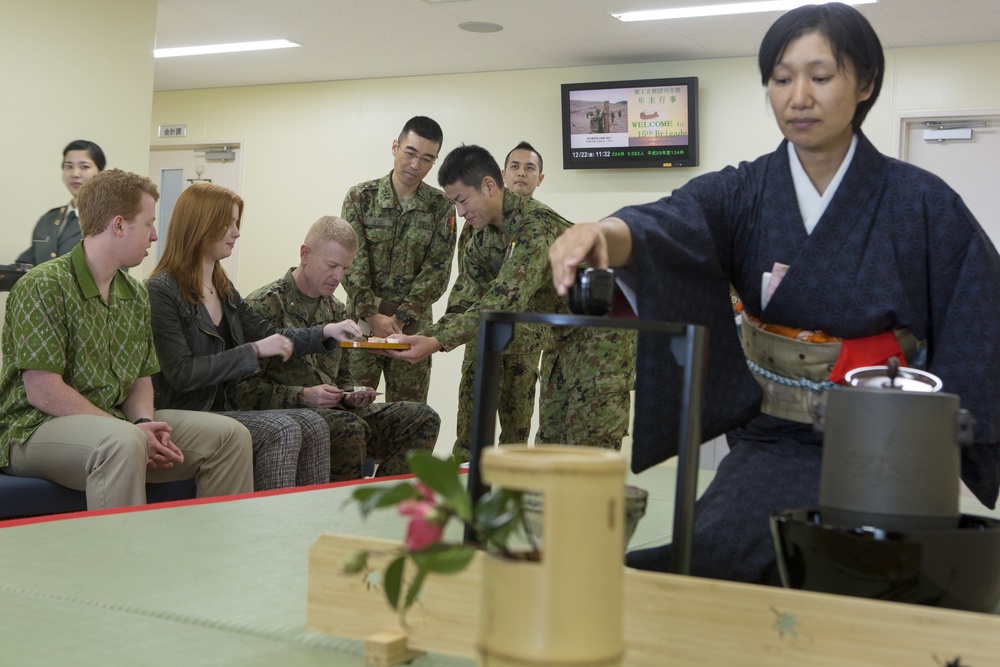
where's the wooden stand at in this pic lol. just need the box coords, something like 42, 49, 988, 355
309, 534, 481, 664
309, 533, 1000, 666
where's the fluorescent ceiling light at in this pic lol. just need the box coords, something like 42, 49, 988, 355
612, 0, 877, 22
154, 39, 300, 59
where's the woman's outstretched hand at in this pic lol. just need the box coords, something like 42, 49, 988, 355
254, 333, 294, 361
549, 217, 632, 296
324, 319, 364, 342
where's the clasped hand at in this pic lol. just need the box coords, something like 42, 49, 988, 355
137, 420, 184, 469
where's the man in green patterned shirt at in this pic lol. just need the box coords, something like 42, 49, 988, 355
341, 116, 456, 404
0, 169, 253, 508
385, 145, 635, 451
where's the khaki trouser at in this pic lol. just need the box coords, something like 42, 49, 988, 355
6, 410, 253, 509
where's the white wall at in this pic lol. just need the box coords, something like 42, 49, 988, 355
1, 0, 157, 361
147, 41, 1000, 457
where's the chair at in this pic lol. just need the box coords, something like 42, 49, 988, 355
0, 471, 197, 520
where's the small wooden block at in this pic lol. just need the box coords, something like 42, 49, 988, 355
364, 630, 424, 667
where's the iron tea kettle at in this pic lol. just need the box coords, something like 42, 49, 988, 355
813, 359, 975, 531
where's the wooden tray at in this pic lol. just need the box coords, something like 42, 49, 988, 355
337, 341, 410, 350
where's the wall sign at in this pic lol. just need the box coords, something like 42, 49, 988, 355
158, 124, 188, 138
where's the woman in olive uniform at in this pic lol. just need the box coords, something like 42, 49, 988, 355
15, 139, 106, 267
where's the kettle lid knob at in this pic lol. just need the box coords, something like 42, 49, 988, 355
886, 357, 900, 388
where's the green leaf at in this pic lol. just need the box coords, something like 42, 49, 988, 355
474, 489, 520, 526
407, 451, 472, 522
404, 566, 428, 611
343, 487, 379, 511
384, 556, 405, 610
353, 483, 422, 517
411, 544, 477, 574
474, 489, 524, 546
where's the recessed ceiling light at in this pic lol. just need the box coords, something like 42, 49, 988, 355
611, 0, 877, 22
458, 22, 503, 33
154, 39, 300, 59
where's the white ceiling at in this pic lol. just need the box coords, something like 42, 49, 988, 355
153, 0, 1000, 92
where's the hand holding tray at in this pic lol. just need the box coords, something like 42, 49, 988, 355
337, 340, 410, 350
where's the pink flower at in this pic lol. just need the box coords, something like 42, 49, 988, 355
398, 483, 444, 552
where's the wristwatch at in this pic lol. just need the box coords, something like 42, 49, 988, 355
395, 308, 409, 323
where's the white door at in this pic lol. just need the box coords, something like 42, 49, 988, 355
900, 111, 1000, 500
144, 145, 243, 281
900, 112, 1000, 243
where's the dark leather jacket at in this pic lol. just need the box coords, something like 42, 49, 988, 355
147, 272, 333, 412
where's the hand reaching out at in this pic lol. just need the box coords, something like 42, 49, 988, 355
343, 388, 377, 409
253, 334, 294, 361
324, 319, 364, 342
549, 217, 632, 297
380, 334, 442, 363
298, 384, 346, 409
366, 313, 402, 338
549, 222, 608, 297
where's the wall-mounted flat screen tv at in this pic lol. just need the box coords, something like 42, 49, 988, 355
561, 76, 699, 170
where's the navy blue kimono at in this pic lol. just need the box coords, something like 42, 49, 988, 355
619, 132, 1000, 582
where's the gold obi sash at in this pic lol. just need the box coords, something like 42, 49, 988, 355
740, 313, 919, 424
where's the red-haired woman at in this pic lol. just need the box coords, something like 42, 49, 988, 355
147, 183, 360, 489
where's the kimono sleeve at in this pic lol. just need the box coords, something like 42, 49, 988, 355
617, 168, 762, 472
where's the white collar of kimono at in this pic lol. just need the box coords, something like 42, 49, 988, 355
787, 134, 858, 234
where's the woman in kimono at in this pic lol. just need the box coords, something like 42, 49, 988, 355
550, 2, 1000, 584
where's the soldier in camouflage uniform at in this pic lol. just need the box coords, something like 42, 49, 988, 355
449, 222, 549, 460
536, 325, 636, 449
451, 142, 549, 461
385, 145, 635, 452
239, 216, 440, 481
340, 116, 456, 404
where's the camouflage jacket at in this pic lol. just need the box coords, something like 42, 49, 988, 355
238, 269, 354, 411
340, 172, 456, 326
447, 222, 549, 355
428, 189, 570, 352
